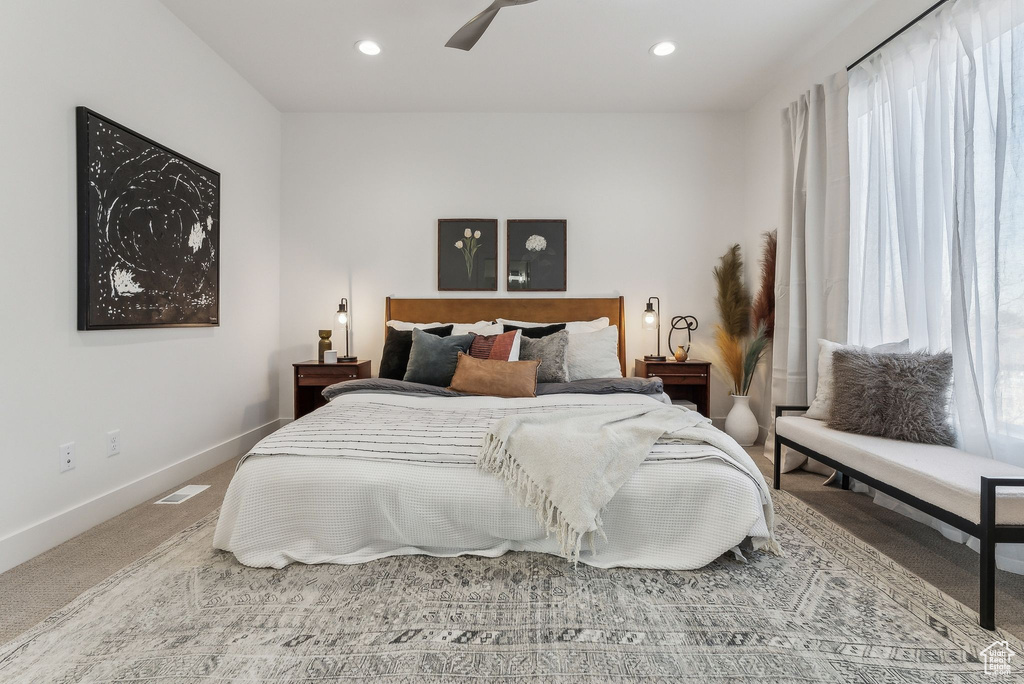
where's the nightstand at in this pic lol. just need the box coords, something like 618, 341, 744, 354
293, 360, 371, 419
635, 359, 711, 417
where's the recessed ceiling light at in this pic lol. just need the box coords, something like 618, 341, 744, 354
650, 41, 676, 57
356, 40, 381, 56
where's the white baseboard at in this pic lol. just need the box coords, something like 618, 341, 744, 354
0, 419, 285, 575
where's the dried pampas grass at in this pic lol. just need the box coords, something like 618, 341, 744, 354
712, 238, 775, 396
713, 244, 750, 339
751, 230, 777, 339
714, 325, 745, 396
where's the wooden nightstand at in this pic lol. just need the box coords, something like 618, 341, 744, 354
293, 360, 371, 419
635, 359, 711, 417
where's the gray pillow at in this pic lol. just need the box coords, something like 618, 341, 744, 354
519, 330, 569, 383
828, 349, 955, 446
403, 329, 474, 386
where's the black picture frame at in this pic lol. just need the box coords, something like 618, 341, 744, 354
76, 107, 221, 330
506, 219, 567, 292
437, 219, 498, 291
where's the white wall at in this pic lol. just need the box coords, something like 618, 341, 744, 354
740, 0, 937, 425
0, 0, 281, 571
280, 113, 747, 421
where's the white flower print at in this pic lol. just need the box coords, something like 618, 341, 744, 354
453, 227, 483, 279
525, 234, 547, 252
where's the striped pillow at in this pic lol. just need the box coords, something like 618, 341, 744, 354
469, 330, 521, 361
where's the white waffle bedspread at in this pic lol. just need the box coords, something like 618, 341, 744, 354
214, 392, 770, 569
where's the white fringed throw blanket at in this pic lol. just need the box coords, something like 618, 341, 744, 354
478, 404, 780, 562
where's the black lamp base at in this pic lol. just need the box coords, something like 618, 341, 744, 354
644, 354, 667, 362
338, 355, 357, 363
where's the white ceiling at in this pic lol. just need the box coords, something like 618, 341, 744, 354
160, 0, 875, 113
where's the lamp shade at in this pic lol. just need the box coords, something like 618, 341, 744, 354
336, 298, 349, 326
642, 302, 658, 330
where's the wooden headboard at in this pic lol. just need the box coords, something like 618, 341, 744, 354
385, 297, 627, 375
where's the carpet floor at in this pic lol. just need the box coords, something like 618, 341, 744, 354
1, 446, 1022, 671
0, 456, 240, 644
2, 487, 1020, 682
752, 450, 1024, 639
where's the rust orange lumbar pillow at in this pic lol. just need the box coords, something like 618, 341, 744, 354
448, 352, 540, 398
468, 329, 521, 361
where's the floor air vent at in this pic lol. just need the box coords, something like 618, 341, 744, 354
155, 484, 210, 505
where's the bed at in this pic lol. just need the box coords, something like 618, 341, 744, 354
213, 297, 775, 569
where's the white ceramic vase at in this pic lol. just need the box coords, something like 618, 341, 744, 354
724, 395, 759, 446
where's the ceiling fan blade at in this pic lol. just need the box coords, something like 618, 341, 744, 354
445, 3, 502, 51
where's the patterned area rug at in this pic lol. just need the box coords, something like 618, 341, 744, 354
1, 489, 1021, 683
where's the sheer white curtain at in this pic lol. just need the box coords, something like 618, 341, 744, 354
770, 72, 850, 472
849, 0, 1024, 571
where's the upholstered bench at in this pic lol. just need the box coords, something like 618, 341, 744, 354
773, 406, 1024, 630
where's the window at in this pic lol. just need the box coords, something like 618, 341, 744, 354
847, 0, 1024, 459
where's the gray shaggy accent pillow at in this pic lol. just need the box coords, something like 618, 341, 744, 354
519, 330, 569, 383
828, 349, 955, 446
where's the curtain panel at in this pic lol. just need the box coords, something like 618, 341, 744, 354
848, 0, 1024, 571
771, 71, 850, 472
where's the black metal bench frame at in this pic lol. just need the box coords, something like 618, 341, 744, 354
773, 405, 1024, 630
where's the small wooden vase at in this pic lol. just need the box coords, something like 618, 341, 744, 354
673, 346, 688, 362
317, 329, 333, 363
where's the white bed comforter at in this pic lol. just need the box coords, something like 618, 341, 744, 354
214, 392, 772, 569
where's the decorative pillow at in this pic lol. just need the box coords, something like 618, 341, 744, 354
386, 320, 443, 330
498, 317, 609, 334
388, 319, 501, 335
448, 353, 540, 398
379, 324, 453, 380
518, 330, 569, 383
566, 325, 621, 381
469, 329, 521, 361
503, 322, 566, 339
827, 349, 956, 446
403, 329, 474, 386
806, 338, 910, 419
452, 321, 503, 335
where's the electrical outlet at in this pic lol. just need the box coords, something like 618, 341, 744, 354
59, 442, 75, 473
107, 429, 120, 457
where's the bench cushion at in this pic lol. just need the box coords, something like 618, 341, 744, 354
776, 416, 1024, 525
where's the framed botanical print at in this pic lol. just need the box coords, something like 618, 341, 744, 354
76, 107, 220, 330
506, 219, 567, 292
438, 219, 498, 291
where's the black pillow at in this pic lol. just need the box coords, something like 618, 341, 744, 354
379, 325, 453, 380
404, 329, 474, 386
503, 323, 567, 339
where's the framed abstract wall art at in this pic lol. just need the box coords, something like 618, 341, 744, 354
437, 218, 498, 291
76, 107, 220, 330
506, 219, 567, 292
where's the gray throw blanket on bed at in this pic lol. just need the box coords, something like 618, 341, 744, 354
478, 404, 779, 563
322, 376, 665, 401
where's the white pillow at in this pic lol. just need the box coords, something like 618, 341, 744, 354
387, 319, 501, 335
805, 338, 910, 419
566, 325, 622, 381
386, 319, 442, 330
497, 317, 609, 334
452, 321, 503, 335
